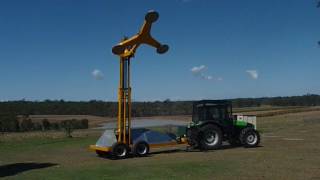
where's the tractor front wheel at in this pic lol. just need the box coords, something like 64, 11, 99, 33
240, 128, 260, 148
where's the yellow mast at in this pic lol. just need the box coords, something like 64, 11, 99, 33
112, 10, 169, 146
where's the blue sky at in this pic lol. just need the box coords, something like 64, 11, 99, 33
0, 0, 319, 101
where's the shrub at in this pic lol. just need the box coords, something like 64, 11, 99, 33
33, 122, 42, 131
60, 120, 76, 138
51, 122, 60, 130
0, 114, 19, 132
42, 119, 51, 131
20, 118, 34, 131
80, 119, 89, 129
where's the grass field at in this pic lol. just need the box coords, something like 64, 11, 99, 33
1, 107, 320, 179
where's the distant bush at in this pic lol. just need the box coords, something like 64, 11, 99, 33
33, 122, 42, 131
0, 115, 88, 133
60, 120, 76, 138
20, 118, 34, 131
41, 119, 51, 131
51, 122, 60, 130
0, 114, 19, 132
81, 119, 89, 129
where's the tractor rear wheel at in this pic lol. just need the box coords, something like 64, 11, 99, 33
111, 143, 129, 159
199, 124, 222, 150
240, 127, 260, 148
133, 141, 149, 157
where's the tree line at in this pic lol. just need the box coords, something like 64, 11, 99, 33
0, 94, 320, 117
0, 114, 88, 134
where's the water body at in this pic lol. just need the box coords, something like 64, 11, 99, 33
98, 119, 189, 129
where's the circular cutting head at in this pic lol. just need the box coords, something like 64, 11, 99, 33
145, 10, 159, 23
156, 44, 169, 54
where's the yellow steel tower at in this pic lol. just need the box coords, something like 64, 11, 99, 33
112, 10, 169, 149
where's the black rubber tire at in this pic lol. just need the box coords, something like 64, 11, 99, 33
240, 127, 260, 148
199, 124, 223, 150
111, 143, 129, 159
133, 141, 149, 157
186, 128, 200, 149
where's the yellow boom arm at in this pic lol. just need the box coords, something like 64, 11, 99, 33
112, 10, 169, 58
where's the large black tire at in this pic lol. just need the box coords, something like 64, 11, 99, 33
111, 143, 129, 159
186, 128, 200, 149
240, 127, 260, 148
133, 141, 149, 157
199, 124, 223, 150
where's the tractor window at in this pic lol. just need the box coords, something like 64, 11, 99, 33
198, 107, 205, 121
206, 107, 220, 120
193, 106, 205, 123
219, 108, 226, 119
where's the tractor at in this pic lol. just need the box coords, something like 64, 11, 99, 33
186, 100, 260, 150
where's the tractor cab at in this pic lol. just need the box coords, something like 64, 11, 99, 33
192, 100, 233, 125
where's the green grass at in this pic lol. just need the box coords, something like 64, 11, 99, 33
1, 110, 320, 179
1, 135, 238, 180
13, 159, 236, 180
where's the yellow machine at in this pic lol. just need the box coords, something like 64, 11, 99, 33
90, 10, 181, 159
112, 10, 169, 147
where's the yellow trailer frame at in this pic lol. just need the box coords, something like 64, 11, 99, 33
89, 138, 189, 153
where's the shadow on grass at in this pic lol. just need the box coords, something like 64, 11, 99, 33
150, 144, 264, 154
0, 162, 58, 178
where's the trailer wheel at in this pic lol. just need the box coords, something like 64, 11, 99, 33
200, 124, 222, 150
111, 143, 129, 159
240, 128, 260, 148
133, 141, 149, 157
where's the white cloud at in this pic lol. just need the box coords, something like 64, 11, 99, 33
92, 69, 104, 80
205, 75, 213, 80
246, 70, 258, 80
191, 65, 207, 75
200, 74, 214, 80
191, 65, 222, 81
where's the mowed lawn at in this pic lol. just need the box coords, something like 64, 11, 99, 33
1, 110, 320, 180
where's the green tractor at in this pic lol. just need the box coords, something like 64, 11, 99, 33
186, 100, 260, 150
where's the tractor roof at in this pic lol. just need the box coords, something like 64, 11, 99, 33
193, 100, 232, 107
